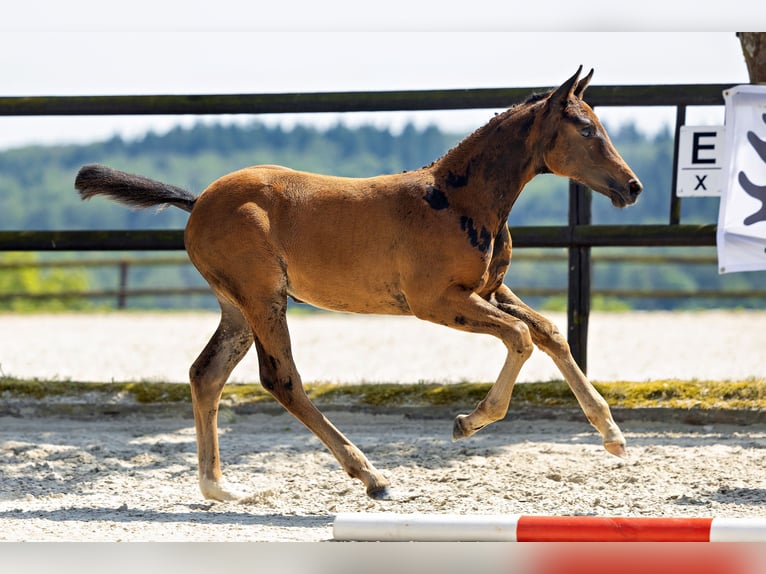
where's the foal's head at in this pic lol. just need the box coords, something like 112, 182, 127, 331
536, 66, 642, 208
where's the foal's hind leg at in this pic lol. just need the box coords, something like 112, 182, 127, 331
492, 284, 626, 456
189, 298, 254, 501
242, 297, 392, 498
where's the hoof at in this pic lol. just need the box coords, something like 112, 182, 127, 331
604, 440, 628, 459
199, 478, 243, 502
367, 486, 417, 502
452, 415, 484, 441
367, 486, 394, 500
452, 414, 470, 441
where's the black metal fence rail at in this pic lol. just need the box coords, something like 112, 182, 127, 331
0, 84, 732, 117
0, 82, 740, 372
0, 224, 719, 252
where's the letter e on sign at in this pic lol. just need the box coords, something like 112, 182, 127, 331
677, 126, 725, 197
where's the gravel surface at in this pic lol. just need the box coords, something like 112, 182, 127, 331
1, 310, 765, 542
2, 409, 766, 541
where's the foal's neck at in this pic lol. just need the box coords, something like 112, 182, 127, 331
430, 102, 543, 225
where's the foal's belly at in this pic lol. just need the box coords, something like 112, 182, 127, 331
287, 274, 412, 316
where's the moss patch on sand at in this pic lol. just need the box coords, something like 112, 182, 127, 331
2, 377, 765, 411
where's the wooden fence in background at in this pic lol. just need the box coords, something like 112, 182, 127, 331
0, 82, 745, 372
4, 250, 766, 310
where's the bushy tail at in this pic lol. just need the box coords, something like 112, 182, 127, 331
75, 164, 198, 213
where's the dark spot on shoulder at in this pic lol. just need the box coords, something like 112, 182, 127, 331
454, 315, 467, 326
423, 185, 450, 210
446, 166, 470, 188
460, 215, 492, 253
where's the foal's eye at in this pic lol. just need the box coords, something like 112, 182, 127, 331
580, 125, 595, 138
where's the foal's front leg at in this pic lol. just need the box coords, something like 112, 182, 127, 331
411, 288, 535, 440
492, 284, 626, 456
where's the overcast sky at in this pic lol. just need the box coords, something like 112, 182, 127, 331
1, 2, 761, 149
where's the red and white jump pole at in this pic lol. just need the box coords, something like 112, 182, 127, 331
333, 513, 766, 542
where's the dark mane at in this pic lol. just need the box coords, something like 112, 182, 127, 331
523, 91, 550, 105
426, 91, 548, 171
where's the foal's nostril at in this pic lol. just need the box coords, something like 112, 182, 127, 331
628, 179, 642, 196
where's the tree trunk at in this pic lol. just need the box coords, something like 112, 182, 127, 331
737, 32, 766, 83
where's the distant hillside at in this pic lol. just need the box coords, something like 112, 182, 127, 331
0, 121, 461, 231
0, 119, 763, 311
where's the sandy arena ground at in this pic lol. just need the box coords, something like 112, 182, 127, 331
1, 310, 765, 384
1, 310, 765, 542
2, 409, 766, 542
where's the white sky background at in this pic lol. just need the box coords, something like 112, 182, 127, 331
1, 1, 763, 150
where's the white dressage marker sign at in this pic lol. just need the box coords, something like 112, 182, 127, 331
717, 85, 766, 274
677, 126, 725, 197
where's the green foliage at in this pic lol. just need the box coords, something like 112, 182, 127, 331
539, 295, 632, 312
0, 253, 92, 311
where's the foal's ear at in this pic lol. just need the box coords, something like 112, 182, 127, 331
549, 65, 583, 108
574, 68, 594, 98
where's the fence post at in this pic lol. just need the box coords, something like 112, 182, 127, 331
118, 260, 129, 309
669, 104, 687, 225
567, 180, 592, 374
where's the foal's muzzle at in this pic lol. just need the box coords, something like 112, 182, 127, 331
607, 177, 642, 208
